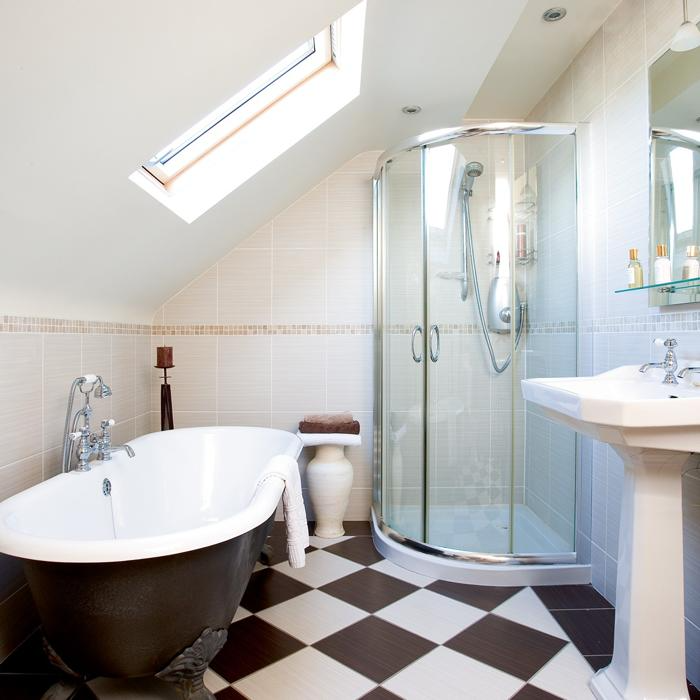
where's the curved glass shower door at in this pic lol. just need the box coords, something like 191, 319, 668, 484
375, 124, 578, 563
381, 149, 425, 542
424, 137, 514, 553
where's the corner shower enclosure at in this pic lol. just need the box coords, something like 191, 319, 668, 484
372, 123, 583, 582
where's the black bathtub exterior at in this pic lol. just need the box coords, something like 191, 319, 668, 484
22, 514, 273, 679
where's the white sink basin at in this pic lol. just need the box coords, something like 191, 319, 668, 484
522, 365, 700, 452
522, 366, 693, 700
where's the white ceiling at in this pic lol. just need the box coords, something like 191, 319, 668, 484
0, 0, 608, 322
467, 0, 619, 120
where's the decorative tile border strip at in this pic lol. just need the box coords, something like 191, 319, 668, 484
152, 324, 374, 336
387, 322, 577, 335
583, 310, 700, 334
1, 316, 151, 335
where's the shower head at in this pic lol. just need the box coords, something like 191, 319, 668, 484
94, 376, 112, 399
462, 161, 484, 193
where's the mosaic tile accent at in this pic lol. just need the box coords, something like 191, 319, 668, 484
1, 316, 150, 335
152, 324, 374, 336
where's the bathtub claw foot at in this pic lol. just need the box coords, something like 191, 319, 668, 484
156, 627, 227, 700
40, 679, 86, 700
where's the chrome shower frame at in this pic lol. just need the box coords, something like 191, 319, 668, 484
372, 121, 581, 570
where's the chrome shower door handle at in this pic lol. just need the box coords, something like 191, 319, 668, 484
429, 324, 440, 362
411, 325, 423, 363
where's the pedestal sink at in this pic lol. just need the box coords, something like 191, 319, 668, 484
522, 365, 694, 700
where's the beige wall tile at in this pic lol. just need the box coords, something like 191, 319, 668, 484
0, 334, 42, 468
327, 173, 373, 250
218, 412, 271, 427
645, 0, 683, 59
0, 454, 42, 502
134, 335, 152, 417
218, 336, 271, 412
239, 223, 273, 249
112, 418, 135, 445
271, 336, 325, 413
326, 335, 373, 412
164, 267, 218, 325
604, 0, 645, 96
273, 183, 327, 249
218, 249, 272, 324
173, 411, 217, 429
81, 334, 112, 426
43, 446, 62, 480
111, 335, 135, 423
572, 29, 605, 120
326, 248, 373, 324
42, 334, 81, 451
337, 151, 381, 174
272, 249, 326, 324
165, 336, 217, 413
135, 412, 152, 438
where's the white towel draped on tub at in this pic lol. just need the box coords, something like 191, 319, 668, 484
259, 455, 309, 568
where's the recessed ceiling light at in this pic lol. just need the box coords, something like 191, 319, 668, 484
402, 105, 422, 115
543, 7, 567, 22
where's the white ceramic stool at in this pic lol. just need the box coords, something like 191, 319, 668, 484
297, 432, 361, 538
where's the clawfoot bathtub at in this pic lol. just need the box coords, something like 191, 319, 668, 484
0, 426, 302, 699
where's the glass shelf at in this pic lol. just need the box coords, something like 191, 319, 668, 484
614, 275, 700, 294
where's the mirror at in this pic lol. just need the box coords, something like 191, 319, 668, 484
649, 40, 700, 305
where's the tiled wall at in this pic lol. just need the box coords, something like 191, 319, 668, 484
528, 0, 700, 684
0, 318, 153, 658
150, 151, 381, 521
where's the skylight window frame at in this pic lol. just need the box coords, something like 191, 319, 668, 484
143, 26, 335, 186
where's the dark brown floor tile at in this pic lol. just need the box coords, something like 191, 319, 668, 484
445, 614, 567, 681
426, 580, 522, 611
270, 521, 313, 538
319, 568, 418, 613
343, 521, 372, 536
510, 684, 562, 699
313, 616, 435, 683
0, 630, 55, 674
0, 674, 66, 699
360, 686, 404, 699
551, 609, 615, 656
584, 655, 612, 671
215, 687, 247, 699
324, 536, 383, 566
239, 568, 312, 613
210, 616, 305, 683
533, 585, 612, 610
260, 535, 316, 566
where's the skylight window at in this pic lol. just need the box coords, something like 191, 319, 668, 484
143, 27, 334, 186
130, 1, 366, 223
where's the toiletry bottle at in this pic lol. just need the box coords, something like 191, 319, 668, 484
681, 245, 700, 280
654, 243, 672, 284
627, 248, 643, 288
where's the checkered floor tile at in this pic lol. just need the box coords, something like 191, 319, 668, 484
2, 522, 699, 700
207, 523, 599, 700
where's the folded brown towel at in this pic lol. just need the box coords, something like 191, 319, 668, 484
298, 420, 360, 435
303, 412, 354, 425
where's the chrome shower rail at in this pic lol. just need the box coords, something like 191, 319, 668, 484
372, 121, 577, 179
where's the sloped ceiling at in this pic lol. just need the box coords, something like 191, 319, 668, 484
1, 0, 532, 322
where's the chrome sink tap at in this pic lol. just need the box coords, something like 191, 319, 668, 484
639, 338, 679, 385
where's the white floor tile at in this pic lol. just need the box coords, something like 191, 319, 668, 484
234, 647, 375, 700
491, 587, 569, 640
308, 534, 352, 548
232, 606, 252, 623
256, 590, 368, 644
529, 643, 595, 699
374, 589, 486, 644
203, 668, 229, 694
383, 646, 525, 700
369, 558, 436, 587
272, 549, 363, 587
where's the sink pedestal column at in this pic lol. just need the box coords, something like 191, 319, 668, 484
590, 446, 689, 700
